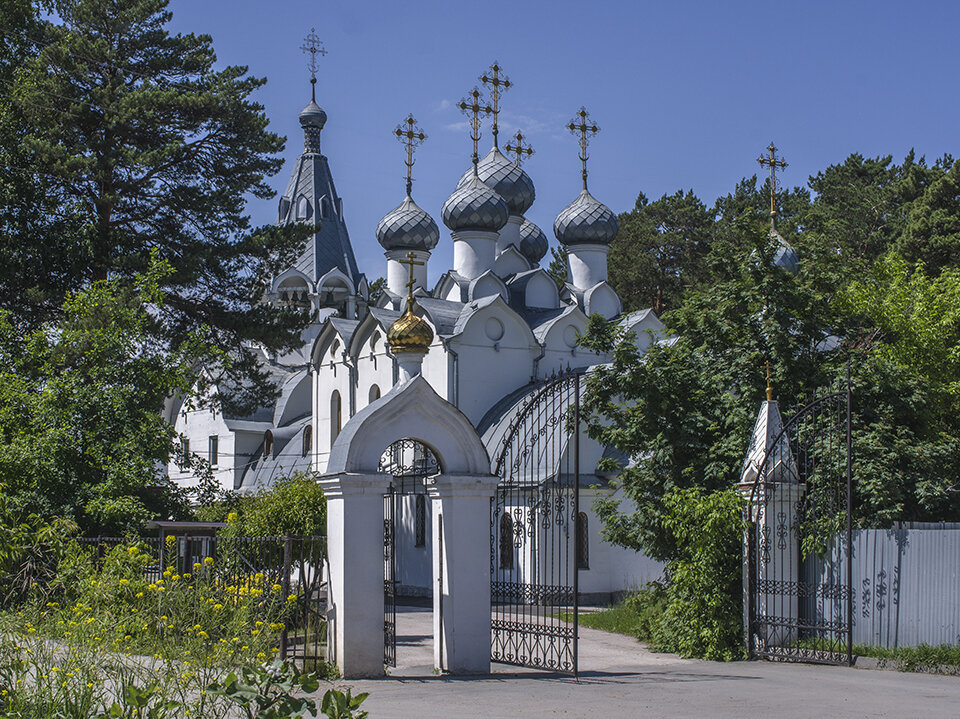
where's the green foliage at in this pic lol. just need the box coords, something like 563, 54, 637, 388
546, 246, 568, 289
320, 688, 369, 719
98, 683, 181, 719
0, 259, 207, 535
208, 660, 322, 719
0, 498, 77, 606
2, 0, 312, 413
841, 254, 960, 397
656, 488, 745, 660
610, 190, 713, 314
210, 473, 327, 538
854, 643, 960, 675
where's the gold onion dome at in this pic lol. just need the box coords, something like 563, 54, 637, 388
387, 304, 434, 354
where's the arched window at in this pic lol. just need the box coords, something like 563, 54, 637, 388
263, 430, 274, 459
302, 425, 312, 458
369, 384, 381, 404
320, 197, 330, 219
296, 196, 309, 220
499, 512, 514, 570
576, 512, 589, 570
415, 495, 426, 548
330, 391, 342, 446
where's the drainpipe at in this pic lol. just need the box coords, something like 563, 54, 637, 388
531, 340, 546, 383
442, 338, 459, 408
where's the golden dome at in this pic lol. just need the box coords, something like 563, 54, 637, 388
387, 304, 433, 354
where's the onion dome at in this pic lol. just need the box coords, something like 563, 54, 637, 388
458, 147, 535, 216
771, 229, 799, 274
376, 195, 440, 251
442, 172, 509, 233
518, 217, 548, 263
387, 304, 434, 354
553, 189, 619, 246
298, 100, 327, 130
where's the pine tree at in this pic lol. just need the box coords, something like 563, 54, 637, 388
4, 0, 312, 413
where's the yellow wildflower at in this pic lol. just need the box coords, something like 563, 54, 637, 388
227, 511, 238, 523
203, 557, 214, 567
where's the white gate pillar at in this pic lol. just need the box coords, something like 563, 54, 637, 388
429, 474, 500, 674
319, 471, 392, 678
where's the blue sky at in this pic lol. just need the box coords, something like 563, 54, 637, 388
168, 0, 960, 283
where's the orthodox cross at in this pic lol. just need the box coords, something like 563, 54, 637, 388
480, 61, 512, 147
457, 87, 492, 172
394, 115, 427, 196
505, 130, 534, 167
567, 106, 599, 191
399, 251, 424, 305
757, 142, 788, 229
300, 28, 328, 102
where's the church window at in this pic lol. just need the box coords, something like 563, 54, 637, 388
499, 513, 514, 570
179, 439, 190, 470
415, 495, 426, 547
263, 430, 274, 459
320, 197, 330, 219
576, 512, 589, 570
330, 391, 342, 445
369, 384, 381, 404
302, 425, 312, 458
208, 435, 218, 467
296, 196, 310, 220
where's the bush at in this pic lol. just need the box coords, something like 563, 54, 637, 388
202, 473, 326, 538
657, 487, 745, 660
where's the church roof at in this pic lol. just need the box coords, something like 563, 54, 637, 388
278, 102, 361, 286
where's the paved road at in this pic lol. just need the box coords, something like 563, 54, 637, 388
326, 605, 959, 719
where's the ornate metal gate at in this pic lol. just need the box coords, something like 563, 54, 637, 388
745, 372, 853, 665
381, 438, 440, 667
490, 372, 580, 675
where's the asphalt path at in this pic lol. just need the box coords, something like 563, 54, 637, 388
323, 604, 959, 719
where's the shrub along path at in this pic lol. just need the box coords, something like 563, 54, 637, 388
339, 605, 957, 719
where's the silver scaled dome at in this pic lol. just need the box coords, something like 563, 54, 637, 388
298, 100, 327, 130
518, 217, 548, 263
553, 189, 619, 246
771, 229, 799, 274
442, 172, 509, 233
457, 147, 535, 216
376, 195, 440, 252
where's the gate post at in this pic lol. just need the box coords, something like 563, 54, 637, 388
318, 471, 393, 678
429, 473, 500, 674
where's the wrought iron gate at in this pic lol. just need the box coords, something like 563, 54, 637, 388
490, 372, 580, 675
745, 371, 853, 665
381, 438, 440, 667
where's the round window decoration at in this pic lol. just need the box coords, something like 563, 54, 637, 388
485, 317, 505, 341
563, 325, 579, 348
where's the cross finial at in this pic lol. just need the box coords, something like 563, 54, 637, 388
480, 61, 512, 148
300, 28, 328, 102
757, 142, 788, 230
765, 360, 773, 402
394, 115, 427, 197
457, 87, 493, 175
399, 251, 425, 306
567, 106, 600, 191
504, 130, 534, 167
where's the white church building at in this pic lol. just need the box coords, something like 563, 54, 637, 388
168, 68, 681, 608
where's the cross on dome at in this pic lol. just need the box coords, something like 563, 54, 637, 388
758, 142, 788, 230
394, 115, 427, 197
457, 87, 493, 174
480, 61, 512, 147
505, 130, 534, 167
398, 251, 424, 305
300, 28, 328, 102
567, 107, 600, 191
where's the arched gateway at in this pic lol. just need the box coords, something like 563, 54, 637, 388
319, 375, 498, 678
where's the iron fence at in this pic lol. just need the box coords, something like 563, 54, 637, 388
47, 534, 328, 671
